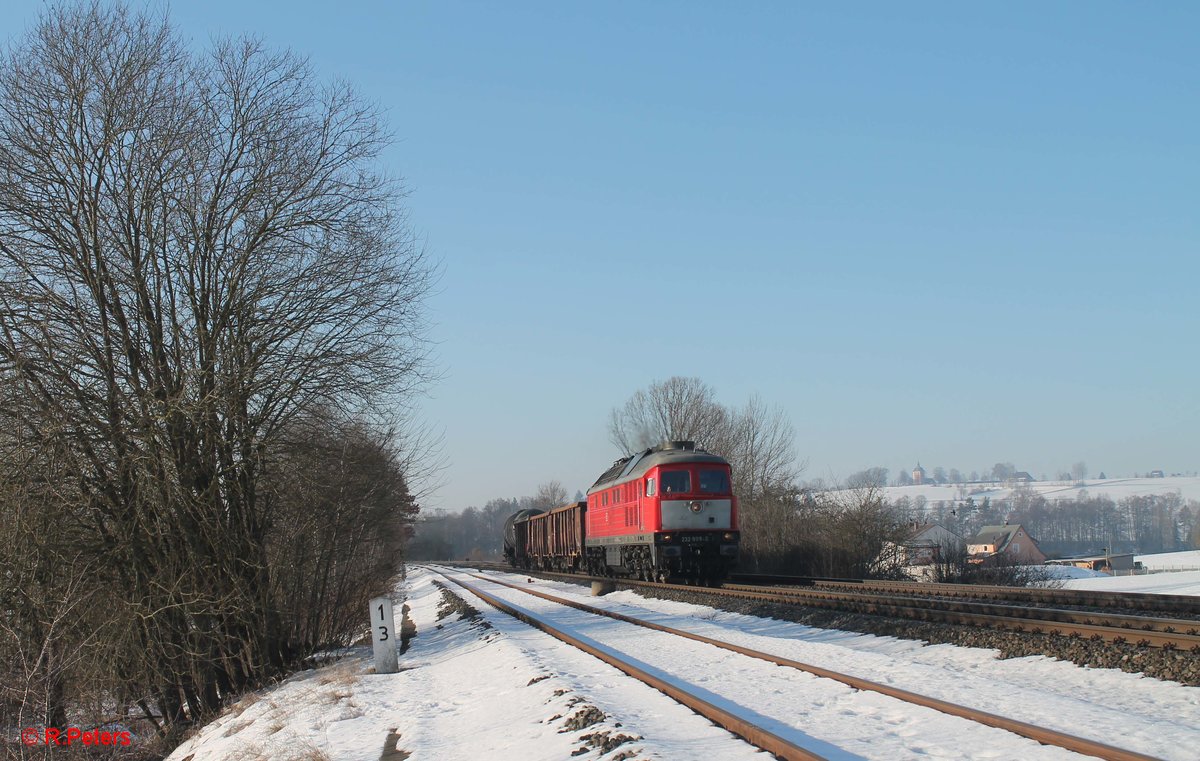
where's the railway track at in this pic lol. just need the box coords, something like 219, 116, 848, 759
432, 570, 825, 761
434, 567, 1164, 761
718, 582, 1200, 650
731, 574, 1200, 617
466, 563, 1200, 651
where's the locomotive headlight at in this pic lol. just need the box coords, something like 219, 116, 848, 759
662, 534, 672, 542
723, 532, 734, 541
688, 500, 702, 513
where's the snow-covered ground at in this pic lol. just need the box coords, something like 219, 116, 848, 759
168, 566, 1200, 761
1038, 550, 1200, 595
881, 475, 1200, 505
1041, 551, 1200, 595
1137, 549, 1200, 571
1057, 569, 1200, 596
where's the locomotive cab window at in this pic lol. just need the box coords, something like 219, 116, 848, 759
661, 470, 690, 495
699, 469, 730, 494
646, 477, 656, 496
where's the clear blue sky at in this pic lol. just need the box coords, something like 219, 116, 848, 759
4, 2, 1197, 508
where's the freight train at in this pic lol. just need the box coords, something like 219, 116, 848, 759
503, 441, 739, 584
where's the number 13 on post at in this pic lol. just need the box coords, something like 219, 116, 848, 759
369, 597, 399, 674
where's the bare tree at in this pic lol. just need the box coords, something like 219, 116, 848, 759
266, 413, 416, 654
734, 486, 805, 571
608, 380, 800, 496
846, 467, 889, 488
736, 482, 910, 578
723, 395, 801, 503
531, 480, 569, 509
991, 462, 1017, 481
608, 380, 803, 572
0, 1, 430, 741
820, 485, 909, 578
608, 376, 729, 453
1071, 461, 1088, 483
931, 544, 1056, 587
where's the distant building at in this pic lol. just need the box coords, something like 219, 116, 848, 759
966, 524, 1047, 565
1046, 553, 1135, 574
1009, 471, 1034, 484
1150, 470, 1165, 478
900, 523, 963, 566
876, 523, 964, 580
912, 463, 926, 485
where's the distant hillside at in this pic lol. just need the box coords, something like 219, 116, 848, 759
872, 477, 1199, 557
880, 476, 1200, 506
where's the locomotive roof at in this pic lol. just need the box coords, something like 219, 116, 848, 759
588, 440, 729, 493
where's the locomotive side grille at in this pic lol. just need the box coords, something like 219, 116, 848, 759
660, 499, 732, 530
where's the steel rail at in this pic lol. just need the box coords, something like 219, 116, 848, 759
725, 573, 1200, 617
813, 579, 1200, 616
722, 584, 1199, 636
434, 571, 827, 761
716, 583, 1200, 650
464, 571, 1162, 761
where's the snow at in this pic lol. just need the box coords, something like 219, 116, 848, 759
168, 566, 1200, 761
1137, 550, 1200, 571
1057, 570, 1200, 596
1042, 551, 1200, 595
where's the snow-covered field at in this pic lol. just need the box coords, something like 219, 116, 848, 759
1042, 549, 1200, 596
1041, 551, 1200, 595
168, 566, 1200, 761
1057, 569, 1200, 595
1137, 549, 1200, 571
882, 475, 1200, 505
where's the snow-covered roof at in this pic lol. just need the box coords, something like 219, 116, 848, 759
904, 523, 961, 545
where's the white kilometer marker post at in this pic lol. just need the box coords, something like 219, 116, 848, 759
370, 597, 399, 674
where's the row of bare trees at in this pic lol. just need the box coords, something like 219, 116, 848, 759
408, 482, 570, 561
1, 3, 430, 754
608, 378, 797, 502
979, 491, 1196, 556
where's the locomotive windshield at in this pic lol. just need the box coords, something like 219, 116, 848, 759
699, 468, 730, 494
661, 470, 690, 494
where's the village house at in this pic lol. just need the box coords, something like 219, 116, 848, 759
900, 523, 963, 566
1046, 553, 1137, 574
966, 523, 1047, 565
877, 522, 964, 580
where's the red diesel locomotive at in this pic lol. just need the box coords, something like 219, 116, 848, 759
503, 441, 739, 583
